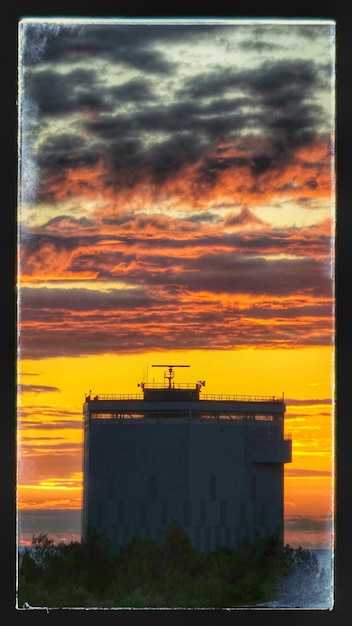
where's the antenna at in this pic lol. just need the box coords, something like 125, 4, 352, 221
152, 364, 190, 389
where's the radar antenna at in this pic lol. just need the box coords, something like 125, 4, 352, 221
152, 364, 190, 389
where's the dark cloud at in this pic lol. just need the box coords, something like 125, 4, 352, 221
22, 24, 331, 195
41, 215, 95, 228
18, 509, 81, 534
19, 405, 82, 421
18, 265, 332, 359
224, 207, 266, 226
18, 317, 333, 360
20, 418, 82, 430
179, 58, 323, 100
22, 22, 179, 73
250, 154, 272, 174
155, 254, 332, 298
179, 58, 327, 166
286, 412, 332, 419
20, 234, 332, 299
20, 286, 154, 313
285, 469, 332, 477
18, 22, 334, 359
285, 515, 333, 532
22, 22, 224, 63
22, 217, 332, 258
186, 211, 221, 224
285, 398, 332, 406
19, 285, 331, 318
24, 67, 104, 117
18, 384, 61, 393
36, 134, 100, 171
109, 78, 155, 103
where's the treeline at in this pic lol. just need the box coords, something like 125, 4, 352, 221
18, 522, 330, 609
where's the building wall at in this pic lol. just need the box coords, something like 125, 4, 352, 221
83, 418, 286, 552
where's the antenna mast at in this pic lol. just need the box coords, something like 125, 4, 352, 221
151, 364, 190, 389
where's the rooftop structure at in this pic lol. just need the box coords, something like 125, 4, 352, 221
83, 365, 292, 553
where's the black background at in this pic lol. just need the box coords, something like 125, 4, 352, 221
1, 4, 350, 623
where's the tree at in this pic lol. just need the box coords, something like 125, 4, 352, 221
160, 520, 199, 572
278, 546, 324, 607
79, 527, 116, 595
30, 532, 56, 568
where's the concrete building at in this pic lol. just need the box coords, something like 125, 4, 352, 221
82, 365, 292, 553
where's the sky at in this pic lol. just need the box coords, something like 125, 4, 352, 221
17, 18, 335, 550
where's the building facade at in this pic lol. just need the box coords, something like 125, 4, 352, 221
82, 366, 292, 553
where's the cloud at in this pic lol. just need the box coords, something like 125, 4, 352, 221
20, 22, 333, 208
173, 254, 331, 297
20, 217, 333, 281
17, 444, 82, 488
18, 384, 60, 394
18, 290, 333, 359
22, 21, 180, 73
285, 398, 332, 406
20, 247, 331, 310
18, 22, 334, 360
25, 67, 101, 117
285, 468, 332, 477
285, 515, 333, 533
18, 509, 81, 539
20, 285, 153, 312
19, 417, 82, 430
17, 214, 333, 360
178, 58, 327, 156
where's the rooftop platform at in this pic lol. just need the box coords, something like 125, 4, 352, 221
83, 365, 286, 419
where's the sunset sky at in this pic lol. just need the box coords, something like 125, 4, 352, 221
17, 18, 335, 549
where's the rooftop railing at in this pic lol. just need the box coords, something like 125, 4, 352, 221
143, 382, 198, 390
87, 394, 144, 401
85, 392, 285, 403
201, 394, 284, 403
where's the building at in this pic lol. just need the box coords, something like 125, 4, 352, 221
82, 365, 292, 553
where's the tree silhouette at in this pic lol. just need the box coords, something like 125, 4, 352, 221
18, 527, 330, 609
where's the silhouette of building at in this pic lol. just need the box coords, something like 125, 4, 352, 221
82, 365, 292, 553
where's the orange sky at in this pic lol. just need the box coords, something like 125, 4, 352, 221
17, 346, 335, 549
17, 19, 335, 549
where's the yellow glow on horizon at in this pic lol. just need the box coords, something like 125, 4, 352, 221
19, 279, 140, 291
17, 484, 82, 510
18, 346, 334, 408
17, 345, 334, 548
